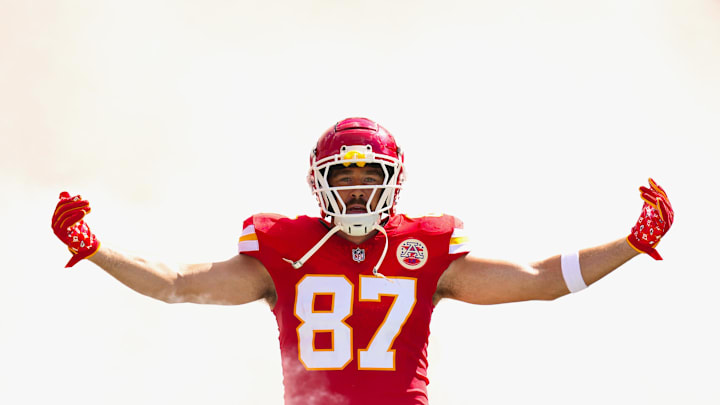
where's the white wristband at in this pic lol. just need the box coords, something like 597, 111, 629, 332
561, 252, 587, 293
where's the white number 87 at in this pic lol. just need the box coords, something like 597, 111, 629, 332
294, 275, 417, 371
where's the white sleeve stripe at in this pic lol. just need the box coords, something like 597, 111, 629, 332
241, 225, 256, 237
238, 240, 260, 253
451, 228, 467, 238
449, 243, 470, 255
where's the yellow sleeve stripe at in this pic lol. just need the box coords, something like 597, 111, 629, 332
449, 227, 470, 254
238, 233, 258, 242
238, 225, 259, 252
449, 236, 469, 245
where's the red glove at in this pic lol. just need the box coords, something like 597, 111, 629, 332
52, 191, 100, 267
627, 178, 674, 260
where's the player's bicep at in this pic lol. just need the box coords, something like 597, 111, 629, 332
436, 255, 560, 305
175, 254, 275, 305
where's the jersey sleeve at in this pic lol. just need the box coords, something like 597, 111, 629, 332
237, 213, 319, 268
447, 215, 471, 257
237, 213, 289, 259
238, 216, 260, 254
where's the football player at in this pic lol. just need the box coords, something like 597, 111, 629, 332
51, 117, 674, 405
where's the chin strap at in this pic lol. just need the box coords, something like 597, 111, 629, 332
371, 224, 389, 278
282, 223, 390, 278
283, 225, 342, 269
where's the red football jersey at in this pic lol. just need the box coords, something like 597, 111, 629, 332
238, 213, 470, 405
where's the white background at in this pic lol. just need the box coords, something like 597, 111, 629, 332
2, 0, 719, 404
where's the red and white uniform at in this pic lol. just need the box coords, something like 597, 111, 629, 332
239, 213, 470, 405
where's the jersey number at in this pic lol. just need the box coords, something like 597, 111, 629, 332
294, 275, 417, 370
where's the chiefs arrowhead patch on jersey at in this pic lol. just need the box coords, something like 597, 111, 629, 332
397, 238, 428, 270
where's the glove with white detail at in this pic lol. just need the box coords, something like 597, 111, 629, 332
52, 191, 101, 267
626, 178, 674, 260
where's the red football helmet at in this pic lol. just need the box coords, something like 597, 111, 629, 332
308, 117, 405, 236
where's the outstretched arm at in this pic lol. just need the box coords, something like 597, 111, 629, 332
435, 237, 637, 305
88, 247, 275, 305
51, 192, 276, 305
434, 178, 674, 305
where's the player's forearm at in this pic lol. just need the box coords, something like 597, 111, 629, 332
88, 246, 189, 303
576, 237, 639, 287
441, 237, 642, 304
533, 237, 639, 299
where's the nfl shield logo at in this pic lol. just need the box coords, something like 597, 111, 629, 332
352, 248, 365, 263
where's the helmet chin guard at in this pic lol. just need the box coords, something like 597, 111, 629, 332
334, 212, 379, 236
308, 118, 405, 237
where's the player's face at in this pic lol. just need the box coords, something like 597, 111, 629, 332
328, 164, 385, 214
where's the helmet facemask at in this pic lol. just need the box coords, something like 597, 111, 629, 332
285, 117, 403, 275
310, 144, 403, 236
